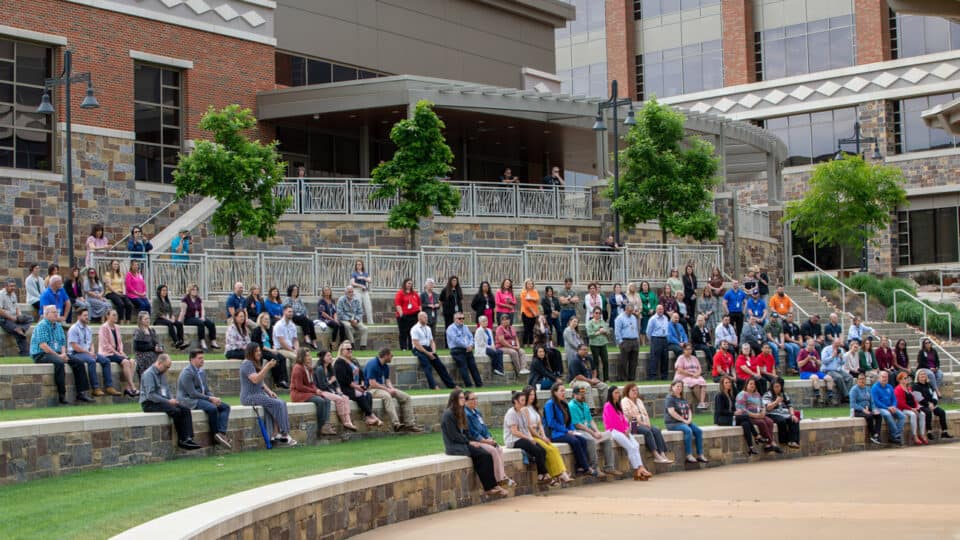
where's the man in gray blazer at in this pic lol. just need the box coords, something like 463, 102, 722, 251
177, 349, 232, 448
140, 354, 200, 450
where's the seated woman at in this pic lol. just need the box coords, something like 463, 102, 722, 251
442, 389, 509, 497
64, 267, 87, 316
659, 284, 678, 315
527, 345, 560, 389
124, 261, 151, 315
621, 382, 671, 463
544, 382, 594, 476
250, 312, 289, 389
97, 309, 137, 397
894, 372, 928, 445
913, 369, 952, 440
239, 343, 297, 447
712, 340, 735, 382
333, 341, 381, 427
132, 311, 162, 380
245, 285, 266, 320
503, 390, 553, 485
464, 390, 515, 488
312, 349, 357, 431
522, 385, 571, 485
916, 338, 943, 391
562, 315, 583, 363
225, 310, 251, 360
317, 286, 343, 345
713, 375, 757, 455
875, 337, 901, 381
474, 315, 504, 376
103, 260, 133, 323
664, 380, 708, 464
153, 285, 186, 350
533, 314, 563, 375
495, 314, 528, 374
736, 378, 782, 453
674, 344, 708, 409
179, 283, 219, 351
82, 267, 112, 323
290, 349, 337, 436
762, 380, 801, 449
857, 338, 880, 384
893, 339, 911, 375
264, 287, 284, 324
603, 386, 653, 481
284, 285, 318, 350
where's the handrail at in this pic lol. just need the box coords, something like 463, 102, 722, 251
792, 255, 869, 328
892, 288, 954, 344
915, 337, 957, 376
938, 266, 960, 302
110, 195, 192, 249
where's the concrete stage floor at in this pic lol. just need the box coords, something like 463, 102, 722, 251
356, 444, 960, 540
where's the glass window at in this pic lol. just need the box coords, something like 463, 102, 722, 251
641, 40, 723, 98
0, 39, 52, 170
897, 92, 960, 153
894, 14, 960, 59
134, 63, 181, 183
636, 0, 717, 18
756, 16, 854, 80
762, 107, 856, 166
275, 52, 386, 87
906, 207, 960, 264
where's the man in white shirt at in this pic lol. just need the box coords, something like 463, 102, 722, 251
846, 316, 874, 347
0, 278, 32, 355
273, 306, 300, 362
411, 311, 455, 389
65, 308, 107, 400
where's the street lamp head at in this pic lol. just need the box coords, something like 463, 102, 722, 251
80, 84, 99, 109
592, 114, 607, 132
624, 109, 636, 126
871, 144, 882, 161
36, 91, 54, 115
834, 149, 844, 160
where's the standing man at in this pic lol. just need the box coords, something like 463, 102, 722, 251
140, 353, 201, 450
557, 278, 579, 346
870, 370, 906, 445
39, 275, 71, 323
723, 280, 747, 336
644, 304, 670, 380
411, 311, 455, 389
336, 286, 368, 349
568, 385, 619, 477
542, 165, 565, 187
170, 229, 190, 263
273, 306, 300, 366
177, 349, 232, 448
31, 305, 92, 404
614, 304, 640, 381
0, 278, 32, 355
446, 312, 483, 388
364, 348, 424, 432
68, 308, 119, 397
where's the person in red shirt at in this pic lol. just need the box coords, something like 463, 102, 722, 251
394, 278, 421, 351
894, 372, 928, 445
712, 340, 735, 382
735, 342, 760, 392
755, 342, 780, 394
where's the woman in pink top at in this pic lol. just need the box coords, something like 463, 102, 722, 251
495, 314, 528, 374
124, 260, 151, 315
495, 279, 517, 325
85, 223, 109, 269
602, 386, 652, 481
98, 309, 138, 396
674, 344, 708, 409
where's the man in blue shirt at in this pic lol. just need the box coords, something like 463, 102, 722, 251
870, 370, 905, 445
30, 305, 88, 404
723, 280, 747, 336
364, 348, 423, 432
821, 339, 853, 404
39, 275, 71, 323
615, 304, 640, 381
644, 304, 670, 380
445, 312, 483, 388
666, 312, 689, 359
746, 290, 766, 324
824, 312, 843, 346
170, 229, 190, 263
225, 282, 252, 329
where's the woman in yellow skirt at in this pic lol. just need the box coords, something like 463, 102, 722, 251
522, 385, 572, 486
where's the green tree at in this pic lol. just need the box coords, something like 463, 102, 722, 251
370, 100, 459, 249
173, 105, 290, 252
607, 98, 720, 244
784, 154, 907, 271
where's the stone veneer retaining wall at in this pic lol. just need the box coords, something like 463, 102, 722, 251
113, 412, 960, 540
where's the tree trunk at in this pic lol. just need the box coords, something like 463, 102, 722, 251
228, 232, 235, 256
660, 226, 668, 245
408, 228, 417, 251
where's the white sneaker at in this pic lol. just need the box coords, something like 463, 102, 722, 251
493, 370, 505, 376
519, 369, 530, 375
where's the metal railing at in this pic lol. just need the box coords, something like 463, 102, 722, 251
736, 204, 771, 237
276, 178, 593, 220
938, 267, 960, 302
892, 289, 954, 343
109, 195, 201, 249
89, 244, 723, 299
792, 255, 869, 327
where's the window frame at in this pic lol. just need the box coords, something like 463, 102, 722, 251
133, 62, 183, 184
0, 37, 54, 171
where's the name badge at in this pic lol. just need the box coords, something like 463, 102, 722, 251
407, 303, 413, 310
161, 387, 168, 398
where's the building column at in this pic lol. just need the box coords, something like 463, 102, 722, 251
721, 0, 756, 86
854, 0, 892, 65
359, 124, 370, 177
605, 0, 637, 98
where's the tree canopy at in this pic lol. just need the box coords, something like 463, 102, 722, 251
173, 105, 290, 251
607, 98, 720, 244
783, 154, 907, 271
370, 100, 459, 248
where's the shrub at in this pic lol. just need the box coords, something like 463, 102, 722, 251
802, 276, 838, 291
887, 300, 960, 338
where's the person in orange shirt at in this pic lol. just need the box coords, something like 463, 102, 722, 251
768, 285, 793, 317
520, 279, 541, 347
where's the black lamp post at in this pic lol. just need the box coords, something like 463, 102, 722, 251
592, 79, 636, 246
37, 49, 100, 267
835, 120, 882, 273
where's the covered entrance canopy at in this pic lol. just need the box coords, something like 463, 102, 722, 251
256, 75, 786, 188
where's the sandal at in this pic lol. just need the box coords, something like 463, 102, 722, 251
548, 478, 560, 488
343, 423, 358, 432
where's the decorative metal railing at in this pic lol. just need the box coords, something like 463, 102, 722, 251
737, 204, 771, 237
